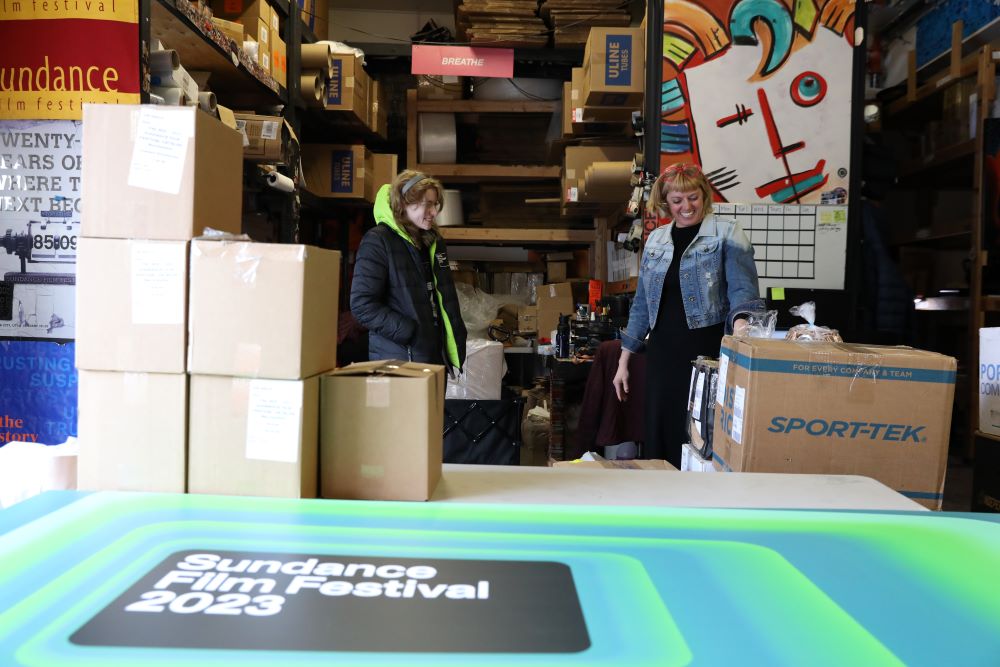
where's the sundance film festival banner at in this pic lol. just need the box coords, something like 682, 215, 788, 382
0, 0, 140, 119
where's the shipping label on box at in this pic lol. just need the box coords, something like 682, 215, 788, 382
713, 337, 956, 509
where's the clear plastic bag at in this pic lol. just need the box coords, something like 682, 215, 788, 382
735, 310, 777, 338
785, 301, 843, 342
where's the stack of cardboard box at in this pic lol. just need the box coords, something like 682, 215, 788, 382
76, 104, 243, 493
301, 146, 398, 202
211, 0, 277, 77
186, 239, 341, 498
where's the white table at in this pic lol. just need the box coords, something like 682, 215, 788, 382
432, 464, 926, 511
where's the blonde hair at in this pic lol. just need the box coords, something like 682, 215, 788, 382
647, 163, 713, 215
390, 170, 444, 249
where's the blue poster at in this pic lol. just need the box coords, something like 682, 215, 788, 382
0, 339, 77, 446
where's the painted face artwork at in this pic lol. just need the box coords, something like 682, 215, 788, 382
660, 0, 856, 205
406, 190, 440, 230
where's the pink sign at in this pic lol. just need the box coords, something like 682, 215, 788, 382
411, 44, 514, 78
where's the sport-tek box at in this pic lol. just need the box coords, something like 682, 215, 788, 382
77, 370, 187, 493
75, 238, 188, 374
713, 337, 956, 509
581, 27, 645, 107
302, 144, 374, 200
82, 104, 242, 240
188, 374, 319, 498
979, 328, 1000, 436
188, 240, 340, 379
320, 361, 446, 501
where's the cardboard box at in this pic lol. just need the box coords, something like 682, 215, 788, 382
980, 328, 1000, 436
257, 18, 270, 72
325, 54, 370, 121
82, 104, 242, 240
188, 374, 319, 498
188, 240, 341, 379
547, 261, 568, 283
302, 144, 374, 200
562, 81, 573, 137
563, 144, 635, 203
536, 282, 574, 342
234, 112, 285, 162
272, 35, 287, 88
518, 305, 538, 333
320, 361, 446, 501
713, 337, 956, 510
581, 26, 645, 107
212, 16, 244, 45
211, 0, 272, 36
77, 370, 187, 492
75, 238, 188, 373
371, 79, 388, 138
367, 153, 398, 201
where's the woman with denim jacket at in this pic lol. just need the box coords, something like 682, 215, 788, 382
612, 164, 764, 467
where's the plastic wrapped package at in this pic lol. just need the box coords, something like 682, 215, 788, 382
527, 273, 544, 305
455, 282, 528, 338
785, 301, 843, 342
0, 438, 78, 508
446, 340, 507, 400
735, 309, 777, 338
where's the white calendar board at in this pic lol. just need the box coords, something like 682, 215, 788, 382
713, 203, 847, 293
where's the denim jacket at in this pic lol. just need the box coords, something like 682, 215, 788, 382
622, 214, 764, 353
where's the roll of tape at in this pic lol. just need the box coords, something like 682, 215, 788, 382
418, 113, 456, 164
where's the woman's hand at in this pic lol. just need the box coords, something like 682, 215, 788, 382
733, 318, 749, 337
613, 350, 632, 402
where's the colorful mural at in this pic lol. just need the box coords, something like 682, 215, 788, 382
660, 0, 857, 205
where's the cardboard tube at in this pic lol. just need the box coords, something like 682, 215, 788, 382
300, 70, 323, 106
198, 91, 218, 114
151, 85, 187, 106
585, 161, 632, 194
301, 43, 333, 78
150, 49, 180, 73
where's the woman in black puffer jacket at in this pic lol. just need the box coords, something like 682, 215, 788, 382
350, 170, 467, 374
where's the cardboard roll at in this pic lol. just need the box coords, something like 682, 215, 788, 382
300, 43, 333, 78
584, 161, 632, 196
300, 69, 324, 107
437, 189, 463, 227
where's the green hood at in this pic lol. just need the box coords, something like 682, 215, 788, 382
374, 183, 414, 245
372, 182, 462, 371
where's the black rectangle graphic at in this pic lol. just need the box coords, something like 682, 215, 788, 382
71, 550, 591, 653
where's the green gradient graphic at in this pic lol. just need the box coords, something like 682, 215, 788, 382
0, 492, 998, 666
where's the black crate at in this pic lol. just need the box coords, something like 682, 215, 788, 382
443, 398, 525, 465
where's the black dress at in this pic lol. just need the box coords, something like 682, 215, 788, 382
644, 223, 724, 467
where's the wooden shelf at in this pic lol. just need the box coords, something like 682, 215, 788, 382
886, 56, 980, 116
899, 139, 977, 178
415, 99, 559, 113
413, 163, 562, 181
152, 0, 284, 108
439, 227, 595, 244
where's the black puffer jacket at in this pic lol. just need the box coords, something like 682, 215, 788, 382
350, 186, 467, 372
